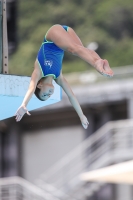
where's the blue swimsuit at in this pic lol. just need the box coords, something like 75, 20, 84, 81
37, 25, 69, 79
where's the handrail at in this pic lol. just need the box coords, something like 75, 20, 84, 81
0, 176, 61, 200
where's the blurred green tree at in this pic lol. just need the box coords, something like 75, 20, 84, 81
9, 0, 133, 76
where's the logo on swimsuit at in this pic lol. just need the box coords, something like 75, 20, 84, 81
44, 60, 53, 68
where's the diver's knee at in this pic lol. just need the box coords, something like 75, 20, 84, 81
67, 43, 81, 55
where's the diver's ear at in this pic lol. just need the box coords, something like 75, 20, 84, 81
36, 82, 42, 89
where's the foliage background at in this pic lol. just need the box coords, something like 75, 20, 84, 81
9, 0, 133, 76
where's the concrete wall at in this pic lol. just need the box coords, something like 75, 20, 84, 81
22, 125, 84, 183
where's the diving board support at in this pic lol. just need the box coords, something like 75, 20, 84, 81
0, 74, 62, 120
2, 0, 8, 74
0, 0, 8, 74
80, 160, 133, 185
0, 0, 2, 73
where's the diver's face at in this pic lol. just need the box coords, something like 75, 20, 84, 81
37, 83, 54, 101
40, 86, 54, 100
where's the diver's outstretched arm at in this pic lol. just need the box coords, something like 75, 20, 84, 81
56, 73, 89, 129
15, 61, 41, 122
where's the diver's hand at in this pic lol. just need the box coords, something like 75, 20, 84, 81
95, 59, 114, 77
80, 115, 89, 129
15, 105, 31, 122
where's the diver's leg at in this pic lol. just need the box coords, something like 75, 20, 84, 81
46, 25, 113, 77
67, 27, 83, 46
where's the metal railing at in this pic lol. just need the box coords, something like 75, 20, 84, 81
36, 119, 133, 199
1, 119, 133, 200
0, 176, 62, 200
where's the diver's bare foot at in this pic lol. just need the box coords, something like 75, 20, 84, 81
103, 59, 114, 77
95, 59, 114, 77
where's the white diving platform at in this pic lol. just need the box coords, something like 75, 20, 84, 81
0, 74, 62, 120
